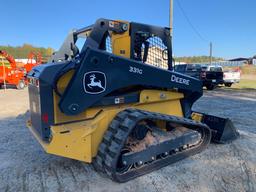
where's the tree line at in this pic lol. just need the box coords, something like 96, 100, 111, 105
0, 44, 227, 64
174, 56, 224, 63
0, 44, 54, 62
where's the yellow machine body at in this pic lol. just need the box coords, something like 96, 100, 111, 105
111, 21, 131, 58
28, 87, 184, 163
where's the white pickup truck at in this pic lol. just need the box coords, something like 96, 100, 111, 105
223, 69, 241, 87
202, 65, 241, 88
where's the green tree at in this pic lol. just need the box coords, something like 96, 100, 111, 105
0, 44, 54, 63
174, 56, 224, 63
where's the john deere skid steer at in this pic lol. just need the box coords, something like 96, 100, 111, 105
27, 19, 238, 182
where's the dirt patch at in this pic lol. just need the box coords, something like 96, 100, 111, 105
0, 88, 256, 192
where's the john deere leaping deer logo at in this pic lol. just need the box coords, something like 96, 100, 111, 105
83, 71, 106, 94
87, 74, 104, 89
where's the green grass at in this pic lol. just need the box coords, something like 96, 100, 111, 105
241, 66, 256, 75
230, 79, 256, 89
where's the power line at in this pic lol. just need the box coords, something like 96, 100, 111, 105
176, 0, 208, 43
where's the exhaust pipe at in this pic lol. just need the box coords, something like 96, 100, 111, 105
192, 112, 239, 144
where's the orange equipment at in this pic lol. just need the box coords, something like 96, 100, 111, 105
0, 50, 42, 89
24, 51, 42, 72
0, 50, 25, 89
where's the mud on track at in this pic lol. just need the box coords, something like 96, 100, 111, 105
0, 88, 255, 192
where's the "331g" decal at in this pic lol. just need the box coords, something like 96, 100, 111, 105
129, 66, 143, 74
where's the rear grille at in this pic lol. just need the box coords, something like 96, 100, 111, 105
28, 82, 43, 138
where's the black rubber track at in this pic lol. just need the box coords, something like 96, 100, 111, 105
93, 108, 212, 182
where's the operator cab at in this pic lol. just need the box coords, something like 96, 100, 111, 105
50, 20, 173, 71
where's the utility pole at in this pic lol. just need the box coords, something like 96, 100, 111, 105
209, 42, 212, 65
169, 0, 173, 36
169, 0, 174, 69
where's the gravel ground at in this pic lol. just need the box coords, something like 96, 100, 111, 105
0, 88, 255, 192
